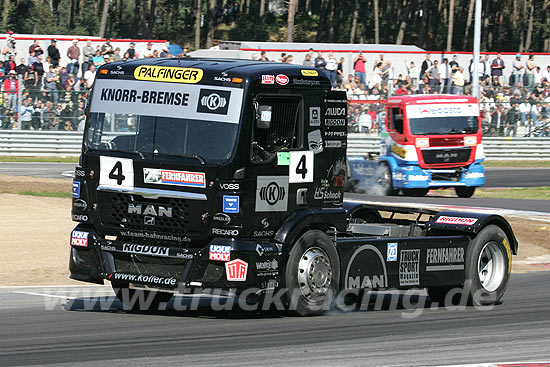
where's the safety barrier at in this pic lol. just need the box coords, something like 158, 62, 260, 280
0, 131, 549, 159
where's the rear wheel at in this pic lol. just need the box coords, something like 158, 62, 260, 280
427, 225, 511, 306
402, 188, 429, 197
112, 282, 174, 311
456, 186, 476, 198
377, 163, 395, 196
284, 230, 340, 316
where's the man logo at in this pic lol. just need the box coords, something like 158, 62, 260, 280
197, 89, 231, 115
255, 176, 289, 212
259, 182, 286, 205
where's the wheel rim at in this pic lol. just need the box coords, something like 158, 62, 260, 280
378, 166, 391, 191
297, 247, 333, 302
477, 241, 506, 292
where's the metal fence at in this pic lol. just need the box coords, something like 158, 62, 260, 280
1, 75, 87, 131
1, 131, 549, 159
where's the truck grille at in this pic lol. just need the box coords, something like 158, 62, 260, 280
98, 192, 189, 234
421, 147, 471, 164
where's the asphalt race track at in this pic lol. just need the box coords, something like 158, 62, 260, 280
0, 162, 549, 188
1, 272, 549, 366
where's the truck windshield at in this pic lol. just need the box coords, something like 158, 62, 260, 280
408, 116, 478, 135
85, 78, 245, 163
86, 113, 239, 162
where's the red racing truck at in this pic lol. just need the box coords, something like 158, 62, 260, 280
377, 95, 485, 197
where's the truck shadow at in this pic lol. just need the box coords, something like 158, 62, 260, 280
62, 290, 482, 319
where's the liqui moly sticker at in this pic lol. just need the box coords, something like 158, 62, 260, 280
435, 216, 478, 225
261, 75, 275, 84
225, 259, 248, 281
71, 231, 89, 247
275, 74, 289, 85
209, 245, 231, 262
144, 168, 206, 188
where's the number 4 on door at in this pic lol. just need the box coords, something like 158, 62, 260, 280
289, 151, 314, 183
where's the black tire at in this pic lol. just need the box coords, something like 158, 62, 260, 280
427, 225, 511, 306
402, 188, 429, 197
112, 282, 174, 311
456, 186, 476, 198
283, 230, 340, 316
377, 163, 394, 196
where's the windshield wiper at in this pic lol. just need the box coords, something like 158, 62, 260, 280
191, 154, 206, 165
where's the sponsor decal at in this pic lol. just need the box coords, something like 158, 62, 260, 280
391, 143, 407, 159
144, 216, 155, 226
399, 249, 420, 286
253, 230, 274, 237
435, 216, 478, 225
256, 259, 278, 271
212, 227, 239, 236
277, 152, 290, 166
175, 252, 194, 260
308, 129, 324, 154
122, 243, 170, 257
99, 87, 189, 106
426, 247, 465, 265
325, 130, 347, 138
309, 106, 321, 126
275, 74, 289, 85
91, 79, 244, 124
73, 199, 87, 211
213, 213, 231, 224
465, 172, 484, 179
72, 214, 89, 222
387, 243, 398, 262
75, 168, 85, 177
259, 279, 279, 289
313, 186, 342, 201
72, 180, 81, 198
110, 272, 177, 286
406, 103, 479, 119
345, 245, 388, 289
325, 107, 346, 117
260, 218, 270, 228
255, 243, 278, 256
133, 65, 203, 83
209, 244, 231, 261
223, 195, 240, 213
301, 70, 319, 77
101, 244, 116, 251
128, 203, 173, 217
214, 76, 232, 82
219, 182, 240, 190
120, 230, 190, 242
408, 174, 428, 181
324, 118, 347, 127
261, 75, 275, 84
197, 89, 231, 115
325, 140, 344, 148
292, 78, 320, 86
144, 168, 206, 188
225, 259, 248, 281
256, 176, 288, 212
328, 158, 346, 187
289, 151, 314, 183
109, 69, 125, 75
71, 230, 89, 247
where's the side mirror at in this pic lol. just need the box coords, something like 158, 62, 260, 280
257, 105, 272, 129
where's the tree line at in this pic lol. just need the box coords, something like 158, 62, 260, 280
2, 0, 549, 52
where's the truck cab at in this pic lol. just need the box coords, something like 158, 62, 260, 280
379, 95, 485, 197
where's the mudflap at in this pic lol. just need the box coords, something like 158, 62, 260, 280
336, 236, 469, 291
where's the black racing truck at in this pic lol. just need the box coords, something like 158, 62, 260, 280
69, 58, 517, 316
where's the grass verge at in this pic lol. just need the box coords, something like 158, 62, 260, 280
483, 160, 550, 168
15, 191, 71, 198
0, 156, 79, 163
473, 187, 550, 200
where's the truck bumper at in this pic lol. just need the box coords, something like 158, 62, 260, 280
391, 162, 485, 189
69, 225, 284, 295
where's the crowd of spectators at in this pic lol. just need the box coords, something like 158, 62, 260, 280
2, 31, 550, 137
0, 32, 190, 130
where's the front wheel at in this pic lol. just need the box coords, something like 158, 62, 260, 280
455, 186, 476, 198
377, 163, 395, 196
112, 282, 174, 311
283, 230, 340, 316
